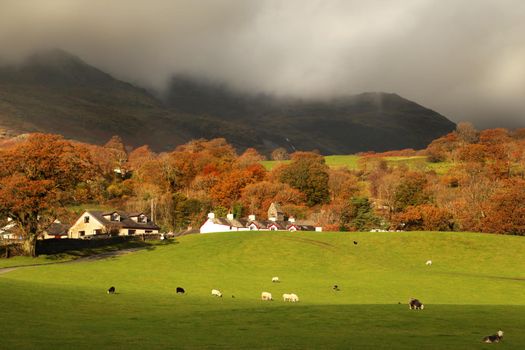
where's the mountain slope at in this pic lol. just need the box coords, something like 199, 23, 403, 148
164, 76, 456, 153
0, 50, 456, 153
0, 49, 193, 149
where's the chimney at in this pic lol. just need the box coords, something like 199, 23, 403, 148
208, 212, 215, 219
248, 214, 256, 221
289, 217, 295, 223
226, 213, 234, 220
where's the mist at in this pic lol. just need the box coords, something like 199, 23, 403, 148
1, 0, 524, 128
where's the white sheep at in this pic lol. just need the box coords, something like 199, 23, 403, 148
290, 293, 299, 302
282, 293, 292, 302
426, 260, 432, 266
272, 276, 280, 283
261, 292, 273, 301
211, 289, 222, 297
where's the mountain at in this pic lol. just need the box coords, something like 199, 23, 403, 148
0, 49, 191, 150
164, 76, 456, 154
0, 49, 456, 153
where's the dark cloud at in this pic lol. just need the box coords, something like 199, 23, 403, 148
1, 0, 524, 128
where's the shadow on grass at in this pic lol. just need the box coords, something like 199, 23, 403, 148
1, 238, 179, 270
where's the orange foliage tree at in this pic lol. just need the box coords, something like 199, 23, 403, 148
0, 134, 96, 256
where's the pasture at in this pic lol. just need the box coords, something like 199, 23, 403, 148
261, 155, 452, 174
1, 231, 524, 349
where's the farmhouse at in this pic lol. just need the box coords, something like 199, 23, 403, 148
0, 218, 20, 240
68, 210, 160, 239
42, 221, 70, 240
199, 203, 319, 233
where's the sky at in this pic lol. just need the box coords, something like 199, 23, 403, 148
1, 0, 524, 128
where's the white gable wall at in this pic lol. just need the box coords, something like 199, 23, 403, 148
68, 211, 106, 239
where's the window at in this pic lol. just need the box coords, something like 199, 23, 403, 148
128, 229, 136, 235
79, 231, 85, 237
145, 230, 152, 234
93, 229, 102, 235
84, 216, 90, 223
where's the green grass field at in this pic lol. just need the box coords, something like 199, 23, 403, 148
1, 231, 524, 349
262, 155, 452, 174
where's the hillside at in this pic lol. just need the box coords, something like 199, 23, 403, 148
165, 76, 456, 153
0, 49, 456, 153
1, 231, 524, 349
0, 49, 197, 150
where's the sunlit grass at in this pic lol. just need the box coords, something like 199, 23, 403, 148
1, 231, 524, 349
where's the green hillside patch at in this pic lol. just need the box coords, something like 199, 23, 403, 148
262, 155, 452, 173
1, 231, 524, 349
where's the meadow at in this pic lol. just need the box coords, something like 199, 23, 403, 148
262, 155, 452, 174
1, 231, 524, 349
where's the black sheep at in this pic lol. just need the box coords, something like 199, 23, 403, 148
107, 286, 116, 294
483, 331, 503, 343
176, 287, 185, 294
408, 298, 424, 310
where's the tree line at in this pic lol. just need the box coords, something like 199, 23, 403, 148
1, 122, 524, 256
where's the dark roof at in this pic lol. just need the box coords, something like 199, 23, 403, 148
87, 211, 160, 230
206, 215, 317, 232
45, 222, 70, 235
211, 218, 245, 228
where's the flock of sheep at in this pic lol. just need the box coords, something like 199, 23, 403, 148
106, 258, 504, 344
210, 277, 299, 302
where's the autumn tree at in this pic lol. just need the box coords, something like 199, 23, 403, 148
104, 135, 128, 175
392, 204, 452, 231
482, 178, 525, 235
236, 148, 265, 168
454, 122, 479, 144
210, 164, 266, 207
0, 134, 96, 256
279, 152, 329, 206
240, 181, 305, 217
271, 147, 290, 161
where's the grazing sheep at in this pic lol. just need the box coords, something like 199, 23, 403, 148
176, 287, 185, 294
107, 286, 116, 294
211, 289, 222, 297
272, 276, 280, 283
283, 293, 292, 302
261, 292, 273, 301
426, 260, 432, 266
408, 298, 424, 310
483, 330, 504, 343
333, 285, 340, 291
353, 241, 358, 245
290, 293, 299, 302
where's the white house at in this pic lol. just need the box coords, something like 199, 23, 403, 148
199, 203, 319, 233
0, 218, 20, 240
199, 213, 250, 234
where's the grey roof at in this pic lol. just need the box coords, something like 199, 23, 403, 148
88, 211, 160, 230
211, 218, 245, 228
208, 215, 316, 231
45, 222, 70, 235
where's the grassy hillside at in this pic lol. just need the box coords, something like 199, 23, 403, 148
1, 231, 524, 349
262, 155, 452, 174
